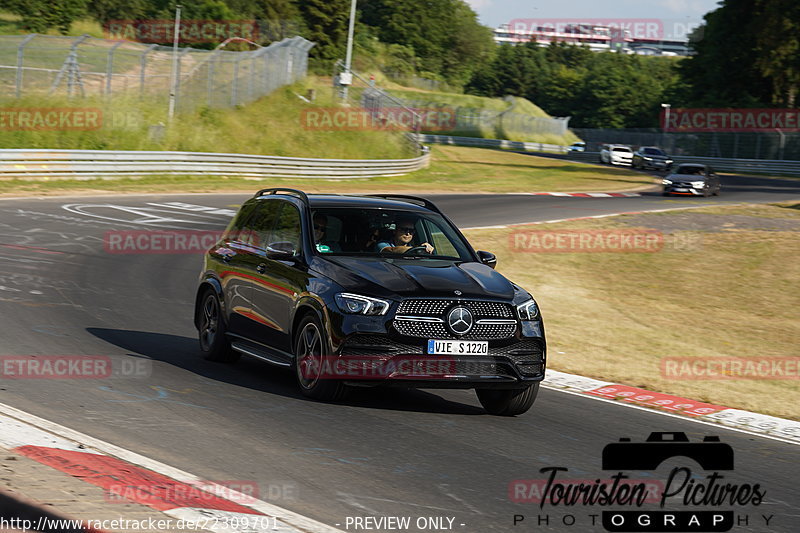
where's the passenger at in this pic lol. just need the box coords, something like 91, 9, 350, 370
313, 214, 340, 252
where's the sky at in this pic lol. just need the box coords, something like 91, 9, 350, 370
465, 0, 723, 30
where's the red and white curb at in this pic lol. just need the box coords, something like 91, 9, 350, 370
0, 402, 344, 533
543, 370, 800, 445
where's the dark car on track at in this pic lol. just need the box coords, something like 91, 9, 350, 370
662, 164, 721, 197
632, 146, 673, 171
194, 189, 546, 415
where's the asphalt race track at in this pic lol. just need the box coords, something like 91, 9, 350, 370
0, 174, 798, 532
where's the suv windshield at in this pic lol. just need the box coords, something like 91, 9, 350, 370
643, 148, 665, 155
676, 166, 705, 175
612, 147, 631, 152
310, 207, 473, 261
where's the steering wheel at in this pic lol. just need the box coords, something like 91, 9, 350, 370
403, 245, 431, 255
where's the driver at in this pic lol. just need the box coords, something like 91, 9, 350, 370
376, 217, 434, 254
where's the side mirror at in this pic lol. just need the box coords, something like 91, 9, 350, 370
477, 250, 497, 269
266, 241, 297, 259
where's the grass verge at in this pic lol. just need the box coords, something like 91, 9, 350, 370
464, 202, 800, 420
0, 145, 652, 197
0, 78, 411, 159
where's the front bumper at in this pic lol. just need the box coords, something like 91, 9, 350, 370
642, 160, 672, 170
334, 333, 546, 389
664, 185, 704, 195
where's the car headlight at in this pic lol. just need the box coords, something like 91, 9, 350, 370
665, 159, 673, 164
335, 293, 390, 316
643, 157, 653, 161
662, 179, 673, 185
691, 181, 706, 188
516, 299, 540, 320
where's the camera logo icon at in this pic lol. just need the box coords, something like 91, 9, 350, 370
602, 432, 734, 471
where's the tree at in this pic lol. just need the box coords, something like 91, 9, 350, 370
360, 0, 493, 85
753, 0, 800, 106
678, 0, 772, 107
298, 0, 350, 62
6, 0, 87, 34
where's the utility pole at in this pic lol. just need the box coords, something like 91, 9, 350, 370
168, 5, 182, 121
340, 0, 357, 102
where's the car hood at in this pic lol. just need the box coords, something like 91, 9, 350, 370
641, 154, 671, 160
316, 256, 516, 300
666, 174, 706, 181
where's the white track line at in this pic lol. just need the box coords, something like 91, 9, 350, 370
464, 204, 745, 230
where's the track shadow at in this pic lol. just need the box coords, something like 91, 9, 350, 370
86, 327, 484, 415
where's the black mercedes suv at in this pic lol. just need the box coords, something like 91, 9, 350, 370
194, 189, 546, 415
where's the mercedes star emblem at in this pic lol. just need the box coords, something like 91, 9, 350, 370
447, 306, 473, 336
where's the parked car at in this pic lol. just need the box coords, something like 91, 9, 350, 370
195, 189, 546, 415
600, 144, 634, 166
632, 146, 673, 171
662, 164, 721, 197
567, 142, 586, 152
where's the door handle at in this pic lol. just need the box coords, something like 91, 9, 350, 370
256, 263, 267, 274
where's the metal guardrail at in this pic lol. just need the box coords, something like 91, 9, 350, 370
420, 134, 800, 177
0, 149, 430, 179
414, 134, 568, 154
567, 151, 800, 177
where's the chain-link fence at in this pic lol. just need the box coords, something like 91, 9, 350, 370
395, 94, 571, 140
573, 128, 800, 161
0, 34, 314, 113
332, 63, 569, 142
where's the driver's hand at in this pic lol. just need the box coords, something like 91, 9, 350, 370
422, 242, 434, 254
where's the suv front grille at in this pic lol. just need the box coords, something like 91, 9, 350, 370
394, 299, 516, 340
397, 299, 513, 318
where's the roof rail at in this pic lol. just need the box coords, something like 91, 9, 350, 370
253, 188, 309, 204
363, 194, 442, 214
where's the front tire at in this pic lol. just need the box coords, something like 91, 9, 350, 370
293, 315, 347, 401
197, 289, 240, 363
476, 383, 539, 416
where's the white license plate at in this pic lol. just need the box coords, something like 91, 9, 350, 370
427, 339, 488, 355
673, 188, 688, 192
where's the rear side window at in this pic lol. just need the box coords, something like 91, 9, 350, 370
224, 201, 259, 243
247, 200, 281, 248
271, 202, 302, 252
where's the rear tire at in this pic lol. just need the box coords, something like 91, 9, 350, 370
293, 315, 348, 401
476, 383, 539, 416
197, 289, 240, 363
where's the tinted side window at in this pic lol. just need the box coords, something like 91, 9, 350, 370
271, 202, 302, 253
248, 200, 281, 249
224, 201, 259, 243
